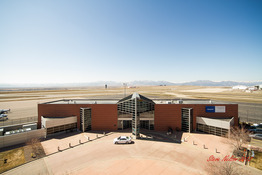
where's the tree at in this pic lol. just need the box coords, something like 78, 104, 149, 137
227, 126, 251, 151
205, 161, 250, 175
27, 138, 42, 158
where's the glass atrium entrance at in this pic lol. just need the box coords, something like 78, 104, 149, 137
117, 93, 155, 138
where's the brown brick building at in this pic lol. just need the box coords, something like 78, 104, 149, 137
38, 93, 238, 137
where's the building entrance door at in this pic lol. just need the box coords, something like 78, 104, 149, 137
140, 120, 149, 129
117, 93, 155, 139
123, 120, 132, 129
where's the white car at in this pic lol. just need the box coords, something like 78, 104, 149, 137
113, 136, 132, 144
249, 134, 262, 140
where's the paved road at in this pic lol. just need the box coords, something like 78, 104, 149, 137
250, 138, 262, 148
238, 102, 262, 124
216, 100, 262, 124
2, 158, 50, 175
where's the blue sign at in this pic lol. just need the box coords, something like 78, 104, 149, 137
206, 106, 215, 113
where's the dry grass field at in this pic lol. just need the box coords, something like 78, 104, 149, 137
0, 86, 261, 122
0, 148, 25, 174
0, 141, 46, 173
250, 151, 262, 170
1, 86, 262, 175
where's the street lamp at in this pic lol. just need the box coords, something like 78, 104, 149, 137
123, 83, 127, 97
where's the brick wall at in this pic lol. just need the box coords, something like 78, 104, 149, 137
154, 104, 182, 131
154, 104, 238, 131
38, 104, 118, 131
38, 103, 238, 132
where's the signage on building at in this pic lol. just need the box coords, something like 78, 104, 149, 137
215, 106, 226, 113
206, 106, 226, 113
206, 106, 215, 113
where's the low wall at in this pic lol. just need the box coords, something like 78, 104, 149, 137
0, 116, 37, 127
0, 129, 46, 149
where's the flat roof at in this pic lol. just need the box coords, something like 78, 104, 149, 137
43, 99, 119, 104
41, 93, 236, 105
42, 98, 236, 105
197, 116, 234, 122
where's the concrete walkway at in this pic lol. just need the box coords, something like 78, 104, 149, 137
2, 158, 50, 175
3, 131, 262, 175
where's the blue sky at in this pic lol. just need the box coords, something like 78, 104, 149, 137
0, 0, 261, 84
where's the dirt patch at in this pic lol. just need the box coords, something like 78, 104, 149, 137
24, 142, 46, 162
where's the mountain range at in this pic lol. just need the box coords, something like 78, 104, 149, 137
0, 80, 261, 88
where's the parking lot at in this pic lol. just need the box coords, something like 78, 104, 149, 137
3, 130, 262, 175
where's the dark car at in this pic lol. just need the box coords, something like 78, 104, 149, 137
248, 125, 262, 134
249, 128, 262, 134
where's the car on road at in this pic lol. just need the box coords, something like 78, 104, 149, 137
0, 116, 8, 121
113, 136, 132, 144
248, 128, 262, 134
249, 134, 262, 140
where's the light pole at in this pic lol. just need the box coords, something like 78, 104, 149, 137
247, 109, 249, 123
123, 83, 127, 97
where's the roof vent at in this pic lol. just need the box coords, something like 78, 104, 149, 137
177, 99, 183, 104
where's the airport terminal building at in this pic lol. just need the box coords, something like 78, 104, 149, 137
38, 93, 238, 138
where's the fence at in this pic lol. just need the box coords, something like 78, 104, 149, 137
0, 116, 38, 127
239, 117, 262, 124
0, 128, 46, 148
238, 103, 262, 124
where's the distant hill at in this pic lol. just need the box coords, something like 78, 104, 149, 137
127, 80, 175, 86
124, 80, 262, 87
0, 80, 261, 88
178, 80, 262, 87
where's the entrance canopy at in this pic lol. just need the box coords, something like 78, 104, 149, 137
41, 116, 77, 128
41, 116, 77, 135
196, 116, 234, 137
196, 117, 234, 130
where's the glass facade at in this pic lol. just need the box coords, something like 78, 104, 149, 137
181, 108, 193, 133
80, 108, 92, 132
197, 123, 228, 137
117, 93, 155, 138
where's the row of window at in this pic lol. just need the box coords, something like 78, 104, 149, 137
197, 123, 228, 137
46, 123, 77, 135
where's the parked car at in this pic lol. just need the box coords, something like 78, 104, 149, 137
113, 136, 132, 144
249, 134, 262, 140
248, 128, 262, 134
